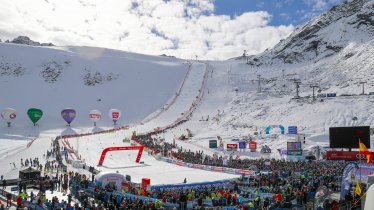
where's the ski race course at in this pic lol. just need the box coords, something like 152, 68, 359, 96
1, 1, 374, 209
0, 51, 239, 185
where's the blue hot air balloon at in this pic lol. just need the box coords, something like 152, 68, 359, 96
61, 108, 76, 126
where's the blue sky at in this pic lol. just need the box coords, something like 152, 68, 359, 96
0, 0, 347, 59
214, 0, 345, 26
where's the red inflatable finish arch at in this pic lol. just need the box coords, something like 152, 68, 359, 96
98, 146, 144, 166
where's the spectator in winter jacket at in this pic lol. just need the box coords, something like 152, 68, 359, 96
16, 196, 22, 210
6, 193, 12, 208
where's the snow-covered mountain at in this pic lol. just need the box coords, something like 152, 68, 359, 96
245, 0, 374, 65
166, 0, 374, 147
0, 42, 188, 133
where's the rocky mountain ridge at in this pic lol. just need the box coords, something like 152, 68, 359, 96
244, 0, 373, 66
1, 36, 54, 47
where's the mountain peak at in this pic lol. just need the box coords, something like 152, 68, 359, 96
246, 0, 374, 66
5, 36, 54, 47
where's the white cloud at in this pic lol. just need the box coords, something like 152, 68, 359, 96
0, 0, 294, 60
304, 0, 328, 11
304, 0, 343, 12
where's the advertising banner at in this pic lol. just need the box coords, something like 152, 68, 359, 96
287, 142, 302, 156
287, 150, 303, 156
340, 163, 359, 201
354, 165, 374, 183
209, 140, 218, 148
326, 151, 367, 160
226, 144, 238, 151
239, 142, 246, 149
249, 142, 257, 152
288, 126, 298, 134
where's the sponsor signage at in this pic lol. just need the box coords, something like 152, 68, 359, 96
327, 93, 336, 97
354, 165, 374, 183
287, 142, 301, 150
249, 142, 257, 152
11, 187, 19, 191
209, 140, 217, 148
287, 150, 303, 156
288, 126, 298, 134
239, 142, 246, 149
326, 151, 367, 160
287, 141, 302, 156
226, 144, 238, 149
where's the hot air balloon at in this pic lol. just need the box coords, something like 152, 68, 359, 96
1, 108, 16, 127
61, 108, 76, 126
109, 109, 121, 125
27, 108, 43, 126
89, 110, 101, 126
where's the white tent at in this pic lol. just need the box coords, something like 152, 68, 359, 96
95, 171, 127, 190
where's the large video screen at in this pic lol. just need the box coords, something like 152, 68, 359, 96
329, 126, 370, 148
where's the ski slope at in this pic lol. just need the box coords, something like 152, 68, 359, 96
0, 43, 187, 132
66, 133, 238, 185
0, 44, 238, 184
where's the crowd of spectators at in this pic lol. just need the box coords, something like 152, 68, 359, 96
130, 134, 366, 209
0, 133, 365, 210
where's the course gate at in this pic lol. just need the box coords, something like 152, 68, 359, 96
98, 146, 144, 166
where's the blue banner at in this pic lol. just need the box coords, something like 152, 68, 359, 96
340, 162, 359, 201
239, 142, 246, 149
288, 126, 298, 134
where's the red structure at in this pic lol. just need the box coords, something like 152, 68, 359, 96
98, 146, 144, 166
141, 178, 151, 189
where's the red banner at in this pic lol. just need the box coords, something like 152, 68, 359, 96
227, 144, 238, 149
249, 142, 257, 152
326, 151, 367, 160
249, 142, 257, 149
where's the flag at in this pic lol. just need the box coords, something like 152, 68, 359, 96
368, 153, 373, 164
359, 139, 373, 164
359, 139, 368, 153
355, 182, 361, 196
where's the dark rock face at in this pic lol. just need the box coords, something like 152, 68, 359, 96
82, 69, 119, 86
10, 36, 55, 46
